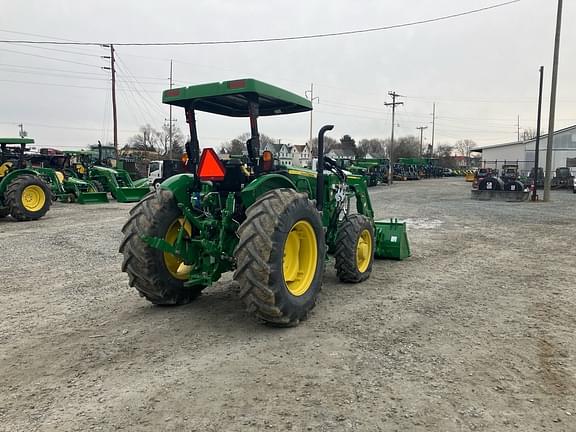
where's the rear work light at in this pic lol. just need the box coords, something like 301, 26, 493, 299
197, 148, 226, 181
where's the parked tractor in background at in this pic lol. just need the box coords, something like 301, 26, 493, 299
551, 167, 574, 190
66, 148, 149, 203
120, 79, 409, 327
28, 150, 108, 204
0, 138, 51, 221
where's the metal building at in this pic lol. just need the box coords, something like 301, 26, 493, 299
475, 124, 576, 175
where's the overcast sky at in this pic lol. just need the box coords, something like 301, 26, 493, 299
0, 0, 574, 151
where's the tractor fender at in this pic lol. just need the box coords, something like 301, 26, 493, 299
241, 174, 297, 208
0, 169, 41, 197
159, 173, 196, 206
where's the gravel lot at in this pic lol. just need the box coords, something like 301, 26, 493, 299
1, 178, 575, 432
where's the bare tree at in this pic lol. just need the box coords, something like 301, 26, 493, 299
437, 144, 457, 168
309, 136, 338, 157
522, 128, 538, 141
220, 138, 244, 155
455, 139, 477, 166
393, 135, 420, 160
127, 124, 160, 153
357, 138, 386, 158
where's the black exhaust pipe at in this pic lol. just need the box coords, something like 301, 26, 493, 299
316, 124, 334, 211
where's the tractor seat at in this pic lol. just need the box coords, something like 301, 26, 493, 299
215, 159, 249, 192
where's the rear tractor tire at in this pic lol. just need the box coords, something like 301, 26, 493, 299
334, 214, 375, 283
234, 189, 326, 326
5, 174, 51, 221
119, 189, 205, 305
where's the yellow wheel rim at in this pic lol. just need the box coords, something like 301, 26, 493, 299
21, 185, 46, 212
163, 218, 193, 280
356, 229, 372, 273
282, 220, 318, 297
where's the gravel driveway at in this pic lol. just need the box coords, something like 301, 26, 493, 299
1, 178, 574, 431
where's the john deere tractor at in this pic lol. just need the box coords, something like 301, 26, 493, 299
0, 138, 52, 221
120, 79, 408, 326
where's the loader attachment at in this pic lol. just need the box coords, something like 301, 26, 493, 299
374, 219, 411, 260
76, 190, 109, 204
112, 187, 149, 203
132, 177, 150, 189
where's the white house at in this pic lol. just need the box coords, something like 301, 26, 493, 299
475, 124, 576, 175
292, 144, 311, 167
262, 142, 312, 167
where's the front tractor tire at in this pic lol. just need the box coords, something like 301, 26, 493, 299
234, 189, 325, 327
119, 190, 205, 305
5, 174, 51, 221
335, 214, 375, 283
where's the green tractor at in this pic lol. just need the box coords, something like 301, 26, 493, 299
28, 151, 109, 204
119, 79, 409, 326
66, 149, 149, 203
0, 138, 52, 221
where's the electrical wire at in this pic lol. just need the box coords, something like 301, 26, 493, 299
0, 1, 521, 46
0, 47, 101, 68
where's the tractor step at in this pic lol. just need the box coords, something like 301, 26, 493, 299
77, 191, 109, 204
374, 219, 411, 260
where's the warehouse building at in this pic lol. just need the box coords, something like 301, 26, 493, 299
475, 124, 576, 175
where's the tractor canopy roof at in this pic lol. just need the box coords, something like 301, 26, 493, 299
162, 79, 312, 117
0, 138, 35, 145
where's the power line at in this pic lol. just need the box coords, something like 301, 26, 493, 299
0, 1, 521, 46
0, 47, 101, 68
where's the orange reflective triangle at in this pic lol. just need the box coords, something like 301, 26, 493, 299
198, 148, 226, 181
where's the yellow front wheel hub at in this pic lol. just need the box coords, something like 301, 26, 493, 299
21, 185, 46, 212
283, 220, 318, 297
356, 229, 372, 273
163, 218, 193, 280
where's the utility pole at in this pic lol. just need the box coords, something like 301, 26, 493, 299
17, 123, 26, 138
533, 66, 544, 201
517, 115, 520, 141
305, 83, 319, 147
164, 60, 177, 159
417, 126, 428, 158
431, 102, 436, 154
102, 44, 118, 159
543, 0, 563, 202
385, 91, 404, 185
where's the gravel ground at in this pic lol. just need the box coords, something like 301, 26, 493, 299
1, 178, 575, 432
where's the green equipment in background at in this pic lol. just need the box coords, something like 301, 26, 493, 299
65, 149, 149, 203
119, 78, 410, 326
88, 165, 149, 203
0, 138, 52, 221
30, 152, 108, 204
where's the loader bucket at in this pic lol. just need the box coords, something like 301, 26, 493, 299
112, 187, 149, 203
76, 191, 109, 204
132, 177, 150, 189
374, 219, 411, 260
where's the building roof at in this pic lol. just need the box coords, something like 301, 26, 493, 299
475, 123, 576, 152
293, 144, 307, 152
